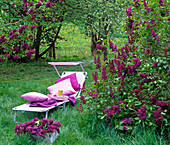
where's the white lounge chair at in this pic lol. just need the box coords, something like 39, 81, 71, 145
12, 62, 87, 121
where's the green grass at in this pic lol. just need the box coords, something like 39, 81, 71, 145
0, 59, 169, 145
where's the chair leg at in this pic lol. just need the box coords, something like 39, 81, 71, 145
63, 102, 66, 110
45, 111, 49, 119
14, 110, 17, 122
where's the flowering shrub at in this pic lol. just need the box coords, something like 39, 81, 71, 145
0, 0, 58, 62
14, 118, 61, 138
77, 0, 169, 132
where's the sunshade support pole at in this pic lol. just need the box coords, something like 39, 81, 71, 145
45, 111, 49, 119
79, 63, 87, 78
14, 110, 17, 122
53, 65, 61, 77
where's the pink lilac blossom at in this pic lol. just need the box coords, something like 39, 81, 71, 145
102, 66, 108, 80
123, 125, 127, 131
168, 70, 170, 76
156, 101, 168, 110
45, 1, 51, 8
122, 118, 132, 125
149, 95, 158, 105
151, 30, 159, 41
30, 25, 37, 30
146, 48, 151, 55
29, 3, 33, 6
94, 55, 96, 64
31, 16, 35, 21
109, 39, 114, 50
35, 2, 42, 9
28, 34, 34, 39
109, 87, 115, 98
41, 15, 46, 19
140, 73, 148, 78
19, 25, 28, 33
138, 106, 147, 120
126, 6, 134, 17
15, 118, 61, 138
13, 46, 19, 51
152, 62, 159, 68
108, 59, 116, 74
134, 0, 140, 7
96, 55, 101, 69
153, 108, 163, 125
0, 57, 4, 62
104, 105, 121, 120
13, 55, 19, 59
159, 0, 166, 6
76, 103, 83, 112
35, 19, 40, 23
92, 71, 98, 86
118, 100, 125, 105
80, 95, 86, 104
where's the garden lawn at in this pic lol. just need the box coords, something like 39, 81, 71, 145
0, 59, 169, 145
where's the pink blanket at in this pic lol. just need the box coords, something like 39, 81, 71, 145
29, 96, 76, 108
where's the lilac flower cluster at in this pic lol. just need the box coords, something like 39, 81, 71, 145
140, 73, 148, 78
149, 95, 158, 105
151, 30, 159, 41
80, 95, 86, 104
143, 0, 150, 14
94, 55, 101, 69
108, 59, 116, 75
14, 117, 61, 138
156, 101, 168, 110
102, 66, 108, 80
109, 87, 115, 98
146, 48, 150, 55
138, 106, 147, 120
13, 55, 19, 60
0, 35, 8, 44
87, 89, 98, 99
45, 0, 55, 8
22, 43, 30, 50
159, 0, 166, 7
30, 25, 37, 30
122, 118, 132, 125
118, 100, 126, 105
0, 57, 4, 62
76, 103, 84, 112
108, 39, 117, 51
92, 71, 98, 86
152, 62, 159, 68
13, 46, 19, 51
19, 25, 28, 34
104, 105, 121, 120
9, 29, 18, 39
96, 44, 107, 52
28, 8, 36, 15
134, 0, 140, 7
126, 6, 134, 17
35, 2, 43, 9
132, 57, 141, 68
27, 49, 35, 58
153, 108, 163, 125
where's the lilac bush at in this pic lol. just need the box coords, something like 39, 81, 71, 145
77, 0, 169, 132
14, 118, 61, 138
0, 0, 57, 62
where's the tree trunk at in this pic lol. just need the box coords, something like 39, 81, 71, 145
53, 44, 56, 59
34, 25, 42, 60
91, 31, 97, 55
